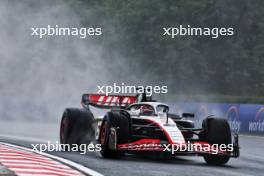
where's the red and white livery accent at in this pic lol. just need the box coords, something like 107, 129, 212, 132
82, 94, 137, 108
0, 144, 84, 176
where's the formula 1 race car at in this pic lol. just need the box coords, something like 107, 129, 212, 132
60, 91, 239, 165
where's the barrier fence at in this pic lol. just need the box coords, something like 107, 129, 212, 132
167, 103, 264, 135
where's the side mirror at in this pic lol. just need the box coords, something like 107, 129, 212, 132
182, 113, 195, 118
158, 112, 169, 124
158, 111, 167, 117
130, 109, 140, 116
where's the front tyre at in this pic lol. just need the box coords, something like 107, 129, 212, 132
202, 118, 231, 165
99, 111, 130, 158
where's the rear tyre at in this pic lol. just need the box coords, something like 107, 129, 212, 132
99, 111, 130, 158
60, 108, 95, 146
202, 118, 231, 165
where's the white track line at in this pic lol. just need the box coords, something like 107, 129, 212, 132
0, 142, 103, 176
0, 134, 54, 143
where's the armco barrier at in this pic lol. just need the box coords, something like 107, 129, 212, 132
167, 103, 264, 135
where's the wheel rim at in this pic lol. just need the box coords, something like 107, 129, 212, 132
100, 122, 107, 145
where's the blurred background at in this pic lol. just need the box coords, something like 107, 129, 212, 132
0, 0, 264, 124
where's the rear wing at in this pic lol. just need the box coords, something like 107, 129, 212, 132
81, 94, 138, 109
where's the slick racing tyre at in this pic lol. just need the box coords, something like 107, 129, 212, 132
99, 111, 130, 158
201, 118, 231, 165
60, 108, 95, 146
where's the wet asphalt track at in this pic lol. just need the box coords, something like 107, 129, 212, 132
0, 121, 263, 176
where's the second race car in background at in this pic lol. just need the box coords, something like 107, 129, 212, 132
60, 91, 239, 165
